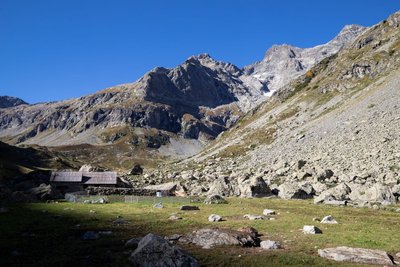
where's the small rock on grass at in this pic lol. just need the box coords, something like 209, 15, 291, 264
169, 214, 182, 220
320, 215, 338, 224
82, 231, 100, 240
180, 205, 200, 211
243, 214, 264, 220
0, 207, 9, 213
99, 231, 112, 236
11, 250, 21, 257
153, 202, 163, 209
165, 234, 183, 242
113, 218, 129, 225
260, 240, 282, 250
263, 209, 276, 216
303, 225, 322, 234
208, 214, 223, 222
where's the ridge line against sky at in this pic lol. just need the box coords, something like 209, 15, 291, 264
0, 0, 399, 104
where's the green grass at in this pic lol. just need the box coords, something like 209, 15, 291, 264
1, 198, 399, 266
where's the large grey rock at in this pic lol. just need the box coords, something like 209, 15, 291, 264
207, 177, 233, 196
79, 164, 99, 172
318, 246, 395, 265
125, 237, 142, 249
179, 228, 259, 249
392, 184, 400, 199
349, 183, 395, 205
312, 182, 328, 195
315, 168, 335, 182
28, 184, 61, 200
237, 175, 271, 198
129, 233, 200, 267
314, 183, 351, 204
278, 182, 314, 199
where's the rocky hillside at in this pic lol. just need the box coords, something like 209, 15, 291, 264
141, 11, 400, 207
0, 96, 27, 108
243, 25, 366, 95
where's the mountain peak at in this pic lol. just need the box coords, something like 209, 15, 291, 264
185, 53, 214, 64
0, 96, 28, 108
188, 53, 212, 60
149, 66, 169, 74
263, 44, 300, 60
331, 24, 367, 44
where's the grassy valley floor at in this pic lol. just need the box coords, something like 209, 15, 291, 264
1, 198, 399, 266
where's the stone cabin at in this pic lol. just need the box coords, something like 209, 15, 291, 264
50, 171, 118, 193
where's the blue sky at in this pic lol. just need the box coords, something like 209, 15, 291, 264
0, 0, 399, 103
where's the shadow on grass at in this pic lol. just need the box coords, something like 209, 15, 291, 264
0, 202, 131, 267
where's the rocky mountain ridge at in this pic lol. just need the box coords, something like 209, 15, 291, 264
0, 54, 261, 147
243, 25, 367, 95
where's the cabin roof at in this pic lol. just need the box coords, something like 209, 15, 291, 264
50, 171, 118, 185
82, 171, 117, 185
50, 171, 82, 182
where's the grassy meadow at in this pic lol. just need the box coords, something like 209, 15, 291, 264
1, 198, 399, 266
